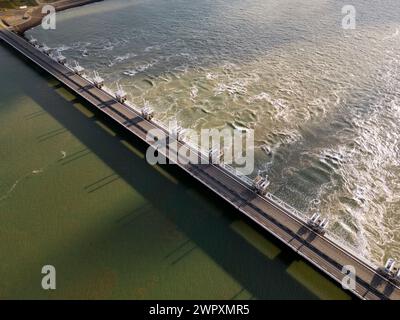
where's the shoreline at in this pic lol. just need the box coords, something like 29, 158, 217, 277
2, 0, 103, 35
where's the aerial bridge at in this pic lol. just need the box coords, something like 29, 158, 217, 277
1, 28, 400, 300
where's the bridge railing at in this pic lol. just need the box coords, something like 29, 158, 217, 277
220, 163, 254, 186
152, 118, 171, 134
101, 85, 115, 98
265, 192, 308, 223
81, 73, 93, 84
124, 100, 140, 113
184, 139, 211, 160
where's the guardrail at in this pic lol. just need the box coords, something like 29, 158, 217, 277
265, 192, 307, 223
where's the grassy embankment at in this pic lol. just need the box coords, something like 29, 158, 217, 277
0, 1, 36, 10
0, 1, 55, 10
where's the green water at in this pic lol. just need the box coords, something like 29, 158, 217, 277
0, 43, 350, 299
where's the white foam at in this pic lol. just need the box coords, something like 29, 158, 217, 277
190, 86, 199, 100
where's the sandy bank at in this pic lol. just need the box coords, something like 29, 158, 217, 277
2, 0, 103, 34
